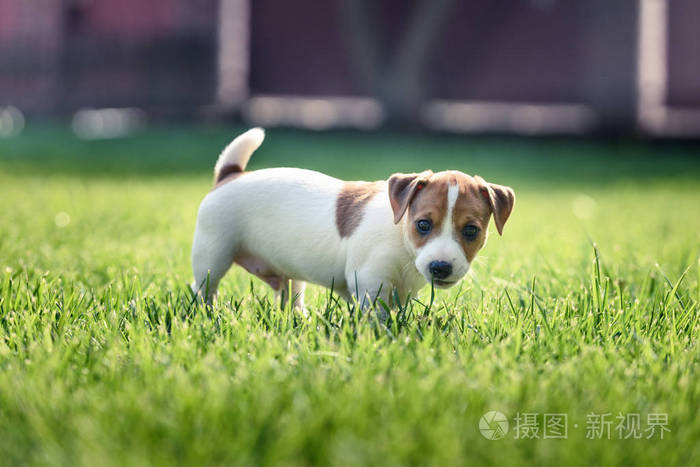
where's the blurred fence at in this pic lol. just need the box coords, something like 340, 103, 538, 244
1, 0, 700, 136
0, 0, 217, 117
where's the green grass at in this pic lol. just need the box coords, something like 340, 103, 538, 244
1, 125, 699, 466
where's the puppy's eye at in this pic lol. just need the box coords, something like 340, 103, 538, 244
462, 224, 479, 240
416, 219, 432, 234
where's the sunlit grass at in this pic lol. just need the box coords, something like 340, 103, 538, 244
0, 126, 698, 465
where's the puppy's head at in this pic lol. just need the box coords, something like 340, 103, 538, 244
388, 170, 514, 288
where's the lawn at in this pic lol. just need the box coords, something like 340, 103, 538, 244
0, 125, 699, 466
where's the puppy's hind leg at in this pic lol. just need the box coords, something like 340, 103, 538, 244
191, 228, 235, 304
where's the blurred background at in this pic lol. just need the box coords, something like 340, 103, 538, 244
1, 0, 700, 139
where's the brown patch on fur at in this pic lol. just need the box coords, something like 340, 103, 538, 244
212, 164, 245, 190
405, 173, 449, 248
216, 163, 243, 183
387, 171, 433, 224
481, 180, 515, 235
452, 176, 492, 262
336, 181, 383, 237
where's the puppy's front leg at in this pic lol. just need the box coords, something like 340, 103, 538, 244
276, 279, 307, 313
346, 269, 391, 322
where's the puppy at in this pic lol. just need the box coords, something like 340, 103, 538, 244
191, 128, 515, 310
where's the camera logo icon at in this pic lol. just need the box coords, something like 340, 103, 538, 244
479, 411, 509, 440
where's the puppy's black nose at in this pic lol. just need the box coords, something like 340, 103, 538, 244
429, 261, 452, 279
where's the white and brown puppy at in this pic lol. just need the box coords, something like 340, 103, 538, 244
191, 128, 515, 309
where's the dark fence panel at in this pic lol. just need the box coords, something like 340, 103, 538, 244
428, 1, 589, 103
667, 0, 700, 108
248, 0, 640, 128
0, 0, 218, 116
60, 34, 217, 113
0, 0, 64, 113
249, 0, 360, 96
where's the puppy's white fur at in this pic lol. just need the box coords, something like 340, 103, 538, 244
191, 128, 514, 310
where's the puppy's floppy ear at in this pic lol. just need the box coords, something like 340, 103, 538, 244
387, 170, 433, 224
475, 176, 515, 236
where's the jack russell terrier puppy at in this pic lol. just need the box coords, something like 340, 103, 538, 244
191, 128, 515, 310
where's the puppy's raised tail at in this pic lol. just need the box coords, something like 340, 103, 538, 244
213, 127, 265, 184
